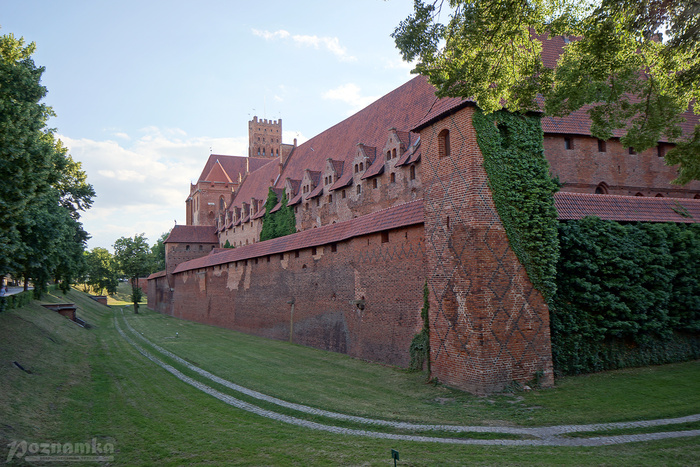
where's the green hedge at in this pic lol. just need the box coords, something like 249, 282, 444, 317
552, 218, 700, 375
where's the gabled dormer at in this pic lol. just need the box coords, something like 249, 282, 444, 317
300, 169, 321, 197
323, 158, 344, 187
383, 128, 410, 162
352, 143, 376, 177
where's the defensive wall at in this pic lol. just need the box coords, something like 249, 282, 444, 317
151, 201, 426, 367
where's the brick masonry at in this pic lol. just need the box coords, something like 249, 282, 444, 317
161, 224, 426, 367
418, 106, 554, 394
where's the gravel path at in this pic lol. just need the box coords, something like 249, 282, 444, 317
115, 313, 700, 446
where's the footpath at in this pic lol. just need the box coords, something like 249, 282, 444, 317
115, 310, 700, 447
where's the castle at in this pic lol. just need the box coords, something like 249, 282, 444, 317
149, 36, 700, 394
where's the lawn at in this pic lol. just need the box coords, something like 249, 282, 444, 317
0, 288, 698, 465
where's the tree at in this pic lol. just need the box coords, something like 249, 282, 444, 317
150, 231, 169, 273
113, 234, 152, 313
0, 32, 94, 293
83, 247, 119, 295
393, 0, 700, 183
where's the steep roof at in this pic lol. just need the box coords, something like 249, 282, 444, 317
203, 159, 233, 183
196, 154, 271, 183
554, 192, 700, 223
165, 225, 218, 244
230, 158, 279, 207
173, 199, 424, 273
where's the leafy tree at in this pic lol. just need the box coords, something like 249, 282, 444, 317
84, 247, 119, 295
150, 231, 169, 273
113, 234, 152, 313
393, 0, 700, 183
0, 32, 94, 293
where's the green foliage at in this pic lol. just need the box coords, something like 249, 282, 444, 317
83, 247, 119, 295
260, 188, 296, 242
0, 32, 93, 290
409, 281, 431, 371
552, 218, 700, 375
150, 231, 169, 273
393, 0, 700, 183
473, 109, 560, 301
223, 239, 234, 248
113, 234, 152, 313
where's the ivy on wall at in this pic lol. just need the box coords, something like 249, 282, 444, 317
409, 281, 430, 372
473, 109, 560, 301
552, 218, 700, 375
260, 188, 296, 242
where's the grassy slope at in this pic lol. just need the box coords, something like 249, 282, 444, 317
0, 289, 698, 466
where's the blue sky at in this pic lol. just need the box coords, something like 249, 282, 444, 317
1, 0, 424, 250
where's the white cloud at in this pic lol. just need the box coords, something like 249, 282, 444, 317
322, 83, 379, 115
252, 28, 356, 62
59, 128, 249, 251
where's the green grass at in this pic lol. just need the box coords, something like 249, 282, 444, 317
1, 289, 699, 465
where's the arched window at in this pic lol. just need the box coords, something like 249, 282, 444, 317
392, 148, 397, 159
359, 162, 364, 171
410, 165, 416, 180
354, 164, 358, 173
386, 151, 391, 161
635, 192, 644, 197
219, 196, 225, 212
438, 129, 451, 157
356, 184, 362, 194
185, 245, 190, 251
390, 172, 396, 183
594, 183, 608, 194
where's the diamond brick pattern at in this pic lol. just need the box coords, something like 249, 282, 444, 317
420, 106, 554, 394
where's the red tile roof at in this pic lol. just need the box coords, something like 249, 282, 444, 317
197, 154, 271, 184
203, 159, 233, 183
173, 199, 424, 273
554, 192, 700, 223
147, 270, 166, 280
229, 158, 279, 208
165, 225, 218, 243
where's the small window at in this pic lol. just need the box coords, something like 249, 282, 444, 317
199, 244, 203, 251
254, 258, 258, 265
390, 173, 396, 183
373, 179, 378, 189
392, 148, 396, 159
328, 194, 333, 203
267, 256, 270, 263
564, 136, 573, 150
342, 189, 346, 199
438, 129, 451, 157
295, 251, 300, 258
331, 243, 337, 252
386, 151, 391, 161
629, 147, 636, 155
311, 247, 317, 255
595, 183, 608, 194
657, 144, 666, 158
635, 192, 644, 197
598, 139, 606, 152
359, 162, 364, 171
185, 245, 190, 251
354, 164, 358, 173
655, 193, 664, 197
410, 165, 416, 180
357, 184, 362, 194
316, 199, 320, 207
381, 231, 389, 243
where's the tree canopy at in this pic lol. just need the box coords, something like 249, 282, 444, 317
393, 0, 700, 183
113, 234, 152, 313
0, 32, 94, 293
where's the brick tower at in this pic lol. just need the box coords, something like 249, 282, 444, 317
249, 116, 282, 158
416, 105, 554, 394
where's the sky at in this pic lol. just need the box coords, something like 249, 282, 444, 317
1, 0, 425, 251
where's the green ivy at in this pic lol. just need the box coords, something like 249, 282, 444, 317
409, 281, 431, 371
473, 109, 560, 301
552, 218, 700, 375
260, 188, 296, 242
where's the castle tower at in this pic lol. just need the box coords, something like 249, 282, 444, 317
249, 116, 282, 158
416, 105, 554, 394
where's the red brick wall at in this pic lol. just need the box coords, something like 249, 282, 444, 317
167, 224, 426, 367
148, 275, 173, 315
419, 106, 554, 394
545, 135, 700, 197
